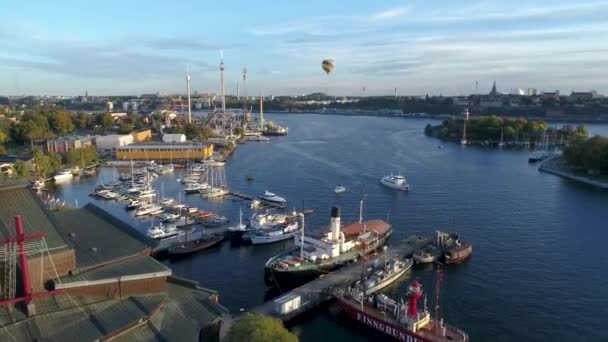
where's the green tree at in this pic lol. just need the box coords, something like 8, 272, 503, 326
67, 146, 98, 167
118, 123, 134, 134
99, 113, 114, 133
225, 313, 297, 342
50, 111, 75, 135
12, 160, 30, 179
75, 111, 91, 129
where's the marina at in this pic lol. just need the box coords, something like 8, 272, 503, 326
42, 114, 608, 341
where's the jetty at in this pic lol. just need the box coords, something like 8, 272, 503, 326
248, 235, 431, 322
539, 156, 608, 189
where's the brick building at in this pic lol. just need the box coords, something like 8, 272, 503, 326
0, 181, 228, 341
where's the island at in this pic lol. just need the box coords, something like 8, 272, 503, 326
424, 115, 587, 148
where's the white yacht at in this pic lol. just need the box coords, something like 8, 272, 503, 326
160, 213, 180, 223
135, 189, 156, 200
250, 221, 301, 245
380, 174, 410, 191
258, 190, 286, 204
246, 136, 270, 142
147, 223, 180, 240
228, 208, 247, 237
334, 185, 346, 194
184, 183, 208, 194
53, 169, 73, 182
134, 203, 163, 217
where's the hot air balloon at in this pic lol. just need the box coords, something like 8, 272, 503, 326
321, 59, 335, 75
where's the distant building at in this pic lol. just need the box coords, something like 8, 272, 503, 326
452, 96, 470, 106
116, 142, 214, 161
489, 81, 500, 96
130, 101, 138, 111
569, 91, 598, 102
95, 134, 134, 151
122, 102, 129, 111
527, 88, 538, 96
542, 91, 560, 102
106, 101, 113, 111
131, 129, 152, 143
162, 133, 186, 143
46, 136, 93, 154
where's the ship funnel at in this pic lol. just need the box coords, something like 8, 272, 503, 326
330, 206, 341, 241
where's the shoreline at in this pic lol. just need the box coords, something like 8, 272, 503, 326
270, 111, 608, 124
539, 157, 608, 189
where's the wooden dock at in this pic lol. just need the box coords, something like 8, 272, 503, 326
247, 235, 431, 322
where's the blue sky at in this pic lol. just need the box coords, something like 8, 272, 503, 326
1, 0, 607, 96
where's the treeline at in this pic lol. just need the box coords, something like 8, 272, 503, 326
424, 116, 588, 143
563, 135, 608, 174
164, 123, 215, 141
0, 106, 147, 151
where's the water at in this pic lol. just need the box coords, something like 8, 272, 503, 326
52, 114, 608, 341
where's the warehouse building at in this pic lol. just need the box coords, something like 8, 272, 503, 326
0, 181, 228, 341
116, 143, 214, 161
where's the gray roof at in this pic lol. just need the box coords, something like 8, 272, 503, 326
53, 203, 156, 271
0, 278, 229, 342
54, 254, 171, 288
0, 181, 68, 250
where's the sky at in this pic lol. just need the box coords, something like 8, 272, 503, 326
1, 0, 607, 96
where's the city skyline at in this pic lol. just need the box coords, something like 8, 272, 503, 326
1, 0, 607, 96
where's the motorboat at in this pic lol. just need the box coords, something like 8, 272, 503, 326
147, 223, 180, 240
134, 203, 163, 217
246, 136, 270, 142
203, 215, 229, 227
126, 199, 142, 211
160, 213, 180, 223
258, 190, 286, 204
334, 185, 346, 194
413, 245, 442, 264
184, 183, 207, 194
380, 174, 410, 191
250, 221, 301, 245
135, 189, 156, 200
53, 169, 73, 182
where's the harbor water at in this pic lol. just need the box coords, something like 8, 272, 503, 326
51, 114, 608, 341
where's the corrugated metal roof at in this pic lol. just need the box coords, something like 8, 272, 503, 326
55, 255, 170, 287
53, 203, 156, 270
0, 181, 67, 250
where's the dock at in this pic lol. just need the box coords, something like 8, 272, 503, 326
248, 234, 431, 322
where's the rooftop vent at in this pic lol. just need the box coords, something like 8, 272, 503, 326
89, 247, 98, 253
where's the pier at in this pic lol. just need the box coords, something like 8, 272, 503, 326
248, 235, 431, 322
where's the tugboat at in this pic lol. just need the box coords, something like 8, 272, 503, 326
264, 202, 392, 288
337, 273, 469, 341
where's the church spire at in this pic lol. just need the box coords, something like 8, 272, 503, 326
489, 81, 498, 96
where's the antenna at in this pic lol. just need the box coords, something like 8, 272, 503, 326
358, 186, 366, 224
219, 51, 225, 114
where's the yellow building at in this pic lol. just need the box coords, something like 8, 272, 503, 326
116, 143, 214, 161
131, 129, 152, 142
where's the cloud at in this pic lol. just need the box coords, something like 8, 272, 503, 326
250, 22, 323, 36
370, 7, 409, 21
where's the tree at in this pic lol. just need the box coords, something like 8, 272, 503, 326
12, 160, 30, 179
99, 113, 114, 133
225, 313, 297, 342
75, 111, 91, 129
67, 146, 98, 167
50, 111, 75, 135
118, 123, 134, 134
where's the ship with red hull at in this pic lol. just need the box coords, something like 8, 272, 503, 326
337, 278, 468, 342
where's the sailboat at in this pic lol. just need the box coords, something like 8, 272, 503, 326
228, 207, 247, 240
168, 219, 224, 256
200, 163, 229, 198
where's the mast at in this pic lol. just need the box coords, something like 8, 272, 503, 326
259, 89, 265, 131
461, 108, 469, 145
220, 51, 226, 114
299, 213, 305, 259
434, 268, 443, 329
186, 72, 192, 123
242, 67, 247, 118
